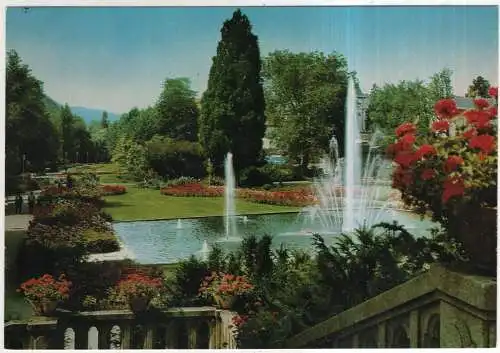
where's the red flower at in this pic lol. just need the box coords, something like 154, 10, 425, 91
434, 99, 458, 119
431, 120, 450, 132
415, 144, 437, 160
469, 134, 496, 154
442, 176, 465, 203
444, 155, 464, 173
392, 166, 413, 188
394, 151, 416, 168
464, 110, 492, 129
462, 128, 477, 140
488, 86, 498, 98
421, 169, 436, 180
487, 106, 497, 117
395, 123, 417, 137
473, 98, 490, 109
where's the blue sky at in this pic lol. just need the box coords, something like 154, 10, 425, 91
6, 6, 499, 114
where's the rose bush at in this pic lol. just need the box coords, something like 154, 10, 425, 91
387, 90, 497, 272
199, 272, 254, 309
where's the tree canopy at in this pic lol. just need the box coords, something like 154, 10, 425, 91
200, 9, 266, 175
262, 50, 349, 168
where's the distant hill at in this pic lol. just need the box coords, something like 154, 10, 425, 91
69, 106, 121, 125
42, 95, 121, 125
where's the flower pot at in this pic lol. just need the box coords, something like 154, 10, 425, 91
129, 297, 151, 313
213, 295, 236, 310
29, 299, 59, 316
448, 206, 497, 275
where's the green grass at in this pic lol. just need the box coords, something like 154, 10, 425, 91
104, 186, 301, 221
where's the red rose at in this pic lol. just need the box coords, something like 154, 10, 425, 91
444, 155, 464, 173
464, 109, 492, 129
473, 98, 490, 109
442, 176, 465, 203
462, 128, 477, 140
421, 169, 436, 180
469, 134, 496, 154
395, 123, 417, 137
431, 120, 450, 132
434, 99, 458, 119
394, 151, 416, 168
488, 86, 498, 98
415, 144, 437, 160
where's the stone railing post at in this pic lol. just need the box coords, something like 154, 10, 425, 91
187, 320, 198, 349
120, 323, 132, 349
208, 317, 218, 349
143, 325, 154, 349
409, 310, 420, 347
377, 321, 387, 348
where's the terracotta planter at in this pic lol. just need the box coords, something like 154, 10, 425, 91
129, 297, 151, 313
448, 206, 497, 274
29, 299, 59, 316
213, 295, 236, 309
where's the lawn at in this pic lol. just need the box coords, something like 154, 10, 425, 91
104, 186, 301, 221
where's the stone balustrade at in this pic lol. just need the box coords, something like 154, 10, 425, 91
5, 306, 237, 349
285, 264, 496, 348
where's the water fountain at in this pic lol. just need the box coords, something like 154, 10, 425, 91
224, 152, 237, 238
176, 219, 183, 230
302, 76, 394, 233
198, 240, 210, 261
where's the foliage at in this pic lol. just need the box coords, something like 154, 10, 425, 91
160, 183, 224, 197
263, 50, 349, 169
387, 94, 497, 225
466, 75, 491, 98
115, 273, 163, 299
200, 9, 266, 174
238, 188, 316, 207
163, 176, 200, 187
155, 78, 199, 141
239, 166, 273, 187
100, 184, 127, 195
6, 50, 60, 175
145, 136, 206, 179
168, 256, 211, 306
18, 274, 71, 302
82, 229, 120, 254
111, 136, 149, 181
366, 79, 434, 136
428, 68, 454, 101
199, 272, 254, 300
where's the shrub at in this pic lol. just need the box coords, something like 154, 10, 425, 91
259, 164, 295, 183
83, 229, 120, 254
164, 176, 200, 187
100, 184, 127, 196
239, 166, 273, 187
146, 137, 206, 179
115, 273, 163, 300
160, 183, 224, 197
168, 256, 210, 306
18, 274, 72, 303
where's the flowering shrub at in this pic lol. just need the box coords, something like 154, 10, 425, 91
160, 183, 224, 197
100, 184, 127, 196
387, 92, 497, 220
199, 272, 254, 299
387, 91, 497, 272
238, 188, 317, 207
18, 274, 72, 302
115, 273, 163, 300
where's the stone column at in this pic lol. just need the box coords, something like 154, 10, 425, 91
143, 325, 154, 349
121, 323, 132, 349
187, 321, 198, 349
409, 310, 420, 347
208, 318, 217, 349
351, 333, 359, 348
377, 321, 387, 348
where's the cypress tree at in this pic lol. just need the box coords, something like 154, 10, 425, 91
200, 9, 266, 175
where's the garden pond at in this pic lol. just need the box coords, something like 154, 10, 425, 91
113, 210, 436, 264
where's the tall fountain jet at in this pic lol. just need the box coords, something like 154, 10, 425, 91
224, 152, 237, 238
342, 76, 362, 232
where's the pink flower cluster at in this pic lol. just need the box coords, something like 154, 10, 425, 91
160, 183, 224, 197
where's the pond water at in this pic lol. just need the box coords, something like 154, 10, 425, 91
113, 210, 436, 264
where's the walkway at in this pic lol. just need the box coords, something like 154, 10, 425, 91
4, 214, 32, 231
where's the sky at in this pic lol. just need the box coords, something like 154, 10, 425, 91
5, 5, 499, 114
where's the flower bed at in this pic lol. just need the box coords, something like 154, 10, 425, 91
160, 183, 224, 197
100, 184, 127, 196
18, 274, 72, 315
199, 272, 254, 309
238, 188, 317, 207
